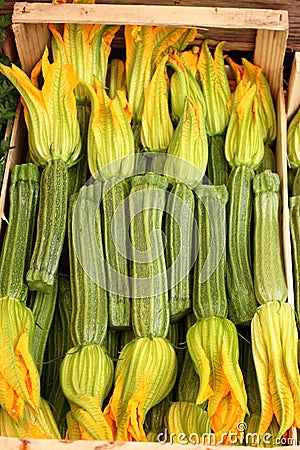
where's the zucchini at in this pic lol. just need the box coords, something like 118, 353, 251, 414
68, 183, 108, 345
26, 159, 69, 293
290, 195, 300, 319
255, 145, 276, 174
253, 170, 287, 304
207, 134, 229, 185
0, 163, 39, 303
129, 173, 169, 338
105, 329, 120, 361
165, 182, 194, 322
227, 165, 258, 325
102, 178, 131, 330
193, 184, 228, 319
29, 275, 58, 375
241, 329, 261, 415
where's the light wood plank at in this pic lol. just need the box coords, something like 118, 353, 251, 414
276, 86, 294, 308
254, 29, 288, 102
12, 2, 288, 30
0, 103, 27, 234
12, 23, 50, 74
287, 52, 300, 122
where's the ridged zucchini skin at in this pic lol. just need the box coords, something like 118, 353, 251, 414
41, 275, 72, 438
0, 163, 39, 303
165, 182, 194, 323
255, 145, 276, 174
207, 134, 229, 185
290, 196, 300, 319
130, 173, 169, 338
241, 329, 261, 415
253, 170, 287, 304
29, 275, 58, 375
193, 184, 228, 319
68, 183, 108, 346
26, 159, 69, 293
227, 165, 258, 325
102, 178, 131, 330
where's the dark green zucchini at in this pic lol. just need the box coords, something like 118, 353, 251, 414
227, 165, 258, 325
255, 145, 276, 174
102, 178, 131, 330
165, 182, 194, 322
253, 170, 287, 304
290, 195, 300, 320
26, 159, 69, 293
0, 163, 39, 303
207, 134, 229, 185
193, 184, 228, 319
68, 183, 108, 345
29, 275, 58, 375
129, 173, 169, 338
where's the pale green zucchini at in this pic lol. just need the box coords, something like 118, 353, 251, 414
253, 170, 287, 304
102, 178, 131, 330
193, 184, 228, 319
255, 145, 276, 174
68, 183, 108, 345
129, 173, 169, 338
289, 196, 300, 320
165, 182, 194, 322
227, 165, 258, 325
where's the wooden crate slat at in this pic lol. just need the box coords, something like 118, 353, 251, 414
12, 23, 51, 75
276, 86, 294, 308
12, 2, 288, 30
254, 29, 288, 101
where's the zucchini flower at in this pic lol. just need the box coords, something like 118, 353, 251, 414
242, 58, 276, 145
60, 343, 114, 440
50, 22, 120, 102
187, 317, 248, 444
141, 54, 174, 152
0, 47, 81, 167
225, 80, 265, 169
104, 337, 177, 441
0, 297, 40, 421
164, 97, 208, 187
252, 301, 300, 438
85, 78, 135, 179
197, 40, 231, 136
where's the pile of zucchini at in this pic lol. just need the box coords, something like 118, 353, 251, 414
0, 18, 297, 445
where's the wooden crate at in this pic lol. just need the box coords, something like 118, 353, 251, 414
0, 3, 293, 448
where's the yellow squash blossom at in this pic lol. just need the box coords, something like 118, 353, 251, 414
0, 47, 81, 167
186, 317, 248, 442
60, 343, 114, 440
0, 297, 40, 421
104, 337, 177, 442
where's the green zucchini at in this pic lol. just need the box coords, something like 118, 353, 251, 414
177, 349, 199, 403
129, 173, 169, 338
290, 195, 300, 319
102, 178, 131, 330
255, 145, 276, 174
26, 159, 69, 293
165, 182, 194, 322
207, 134, 229, 185
29, 275, 58, 375
227, 165, 258, 325
68, 183, 108, 345
0, 163, 39, 303
145, 397, 170, 436
193, 184, 228, 319
119, 330, 135, 351
105, 329, 120, 361
41, 275, 72, 438
241, 329, 261, 415
253, 170, 287, 304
